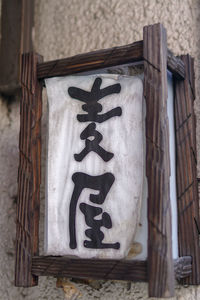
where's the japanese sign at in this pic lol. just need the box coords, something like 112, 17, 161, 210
45, 74, 144, 259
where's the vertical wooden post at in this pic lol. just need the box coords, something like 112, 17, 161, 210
15, 53, 43, 287
143, 24, 175, 297
174, 55, 200, 284
0, 0, 34, 95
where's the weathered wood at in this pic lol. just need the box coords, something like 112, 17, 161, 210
37, 42, 185, 80
143, 23, 174, 297
32, 257, 147, 281
174, 256, 192, 281
174, 55, 200, 285
0, 0, 34, 95
167, 49, 185, 80
37, 41, 143, 79
15, 53, 43, 287
32, 256, 191, 282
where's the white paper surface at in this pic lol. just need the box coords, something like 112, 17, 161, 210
45, 74, 144, 259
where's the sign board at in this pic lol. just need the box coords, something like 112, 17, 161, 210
45, 74, 144, 259
15, 24, 199, 298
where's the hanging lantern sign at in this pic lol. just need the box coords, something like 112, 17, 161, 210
15, 23, 200, 298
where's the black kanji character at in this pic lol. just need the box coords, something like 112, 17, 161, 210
69, 172, 115, 249
68, 77, 122, 123
79, 203, 120, 249
74, 122, 113, 162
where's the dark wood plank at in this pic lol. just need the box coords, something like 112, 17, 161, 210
37, 41, 143, 78
167, 49, 185, 80
32, 257, 147, 282
21, 0, 34, 53
32, 256, 191, 282
15, 53, 43, 287
174, 55, 200, 285
37, 41, 185, 80
187, 56, 195, 100
143, 23, 175, 298
0, 0, 34, 95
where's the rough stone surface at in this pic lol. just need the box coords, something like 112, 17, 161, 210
1, 0, 200, 299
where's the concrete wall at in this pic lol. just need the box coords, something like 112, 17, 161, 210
1, 0, 200, 299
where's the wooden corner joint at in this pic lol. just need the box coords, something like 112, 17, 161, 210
174, 256, 192, 281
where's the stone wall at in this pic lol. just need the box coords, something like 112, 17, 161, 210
1, 0, 200, 299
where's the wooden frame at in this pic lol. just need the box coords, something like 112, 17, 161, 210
15, 23, 200, 298
174, 55, 200, 285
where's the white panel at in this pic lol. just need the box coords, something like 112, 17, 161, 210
167, 72, 179, 259
45, 74, 144, 259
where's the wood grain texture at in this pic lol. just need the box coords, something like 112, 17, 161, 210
32, 257, 147, 281
143, 23, 175, 297
15, 53, 43, 287
167, 49, 185, 80
174, 256, 192, 282
174, 55, 200, 285
37, 41, 143, 79
32, 256, 191, 282
37, 41, 184, 80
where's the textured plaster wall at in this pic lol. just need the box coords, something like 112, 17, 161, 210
33, 0, 200, 168
1, 0, 200, 299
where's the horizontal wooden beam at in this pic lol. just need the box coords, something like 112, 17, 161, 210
32, 256, 191, 282
37, 41, 185, 80
32, 257, 147, 282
